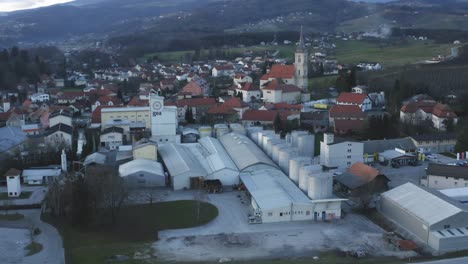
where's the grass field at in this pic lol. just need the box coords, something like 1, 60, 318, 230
0, 213, 24, 221
0, 191, 32, 200
332, 39, 455, 68
43, 200, 218, 264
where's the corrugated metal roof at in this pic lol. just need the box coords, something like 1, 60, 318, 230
363, 137, 416, 154
427, 164, 468, 180
119, 159, 164, 177
159, 143, 207, 178
240, 169, 311, 210
219, 133, 277, 172
382, 183, 466, 226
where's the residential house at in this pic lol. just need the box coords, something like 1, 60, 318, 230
223, 97, 249, 119
45, 123, 73, 149
320, 133, 364, 169
92, 96, 122, 112
30, 93, 49, 103
49, 110, 73, 128
212, 64, 236, 77
262, 80, 302, 104
300, 111, 329, 132
336, 92, 372, 111
176, 98, 217, 122
182, 78, 210, 97
235, 83, 261, 103
422, 163, 468, 190
207, 104, 238, 123
400, 100, 458, 131
329, 105, 365, 134
233, 73, 253, 86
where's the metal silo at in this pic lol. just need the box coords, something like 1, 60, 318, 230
279, 148, 299, 173
308, 173, 333, 200
298, 134, 315, 158
289, 157, 312, 184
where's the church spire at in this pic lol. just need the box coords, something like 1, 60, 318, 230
297, 26, 306, 53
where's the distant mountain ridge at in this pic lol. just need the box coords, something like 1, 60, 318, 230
0, 0, 468, 47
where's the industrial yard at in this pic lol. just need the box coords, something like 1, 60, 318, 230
153, 191, 417, 262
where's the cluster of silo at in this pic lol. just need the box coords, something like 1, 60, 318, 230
198, 126, 213, 138
272, 143, 289, 164
257, 130, 275, 149
298, 165, 322, 192
246, 127, 263, 144
287, 130, 315, 158
230, 124, 247, 135
262, 133, 281, 157
214, 124, 230, 138
289, 157, 312, 184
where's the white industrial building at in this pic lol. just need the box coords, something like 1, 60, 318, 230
150, 93, 180, 143
22, 168, 62, 185
320, 133, 364, 169
221, 132, 345, 223
159, 137, 239, 190
380, 183, 468, 254
119, 159, 166, 187
5, 168, 21, 197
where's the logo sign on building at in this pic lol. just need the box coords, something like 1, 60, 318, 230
152, 98, 164, 117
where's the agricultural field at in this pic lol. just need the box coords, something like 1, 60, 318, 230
332, 39, 455, 68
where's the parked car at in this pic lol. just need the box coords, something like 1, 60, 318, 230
427, 154, 438, 159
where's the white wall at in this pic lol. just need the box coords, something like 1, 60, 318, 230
320, 141, 364, 169
7, 176, 21, 197
427, 175, 468, 190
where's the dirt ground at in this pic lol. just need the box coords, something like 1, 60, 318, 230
153, 191, 417, 262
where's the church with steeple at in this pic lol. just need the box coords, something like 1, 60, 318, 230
260, 27, 309, 91
294, 26, 308, 90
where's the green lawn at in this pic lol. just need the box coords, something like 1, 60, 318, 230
333, 39, 455, 68
43, 200, 218, 264
25, 242, 43, 256
0, 191, 32, 200
0, 213, 24, 221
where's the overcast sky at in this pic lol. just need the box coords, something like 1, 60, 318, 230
0, 0, 74, 12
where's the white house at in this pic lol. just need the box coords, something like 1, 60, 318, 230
49, 110, 73, 127
45, 123, 73, 150
235, 83, 261, 103
212, 64, 235, 77
262, 81, 302, 104
336, 92, 372, 112
30, 93, 50, 103
5, 168, 21, 197
320, 133, 364, 169
400, 101, 458, 131
233, 74, 253, 86
100, 126, 124, 150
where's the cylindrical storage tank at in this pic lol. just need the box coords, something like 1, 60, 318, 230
299, 166, 312, 192
262, 134, 280, 153
198, 126, 213, 138
247, 126, 263, 138
308, 173, 333, 200
290, 157, 312, 184
258, 130, 274, 149
278, 148, 299, 174
267, 139, 282, 158
215, 125, 229, 138
230, 124, 247, 135
272, 143, 289, 164
285, 133, 292, 145
298, 134, 315, 158
291, 131, 309, 148
251, 132, 260, 144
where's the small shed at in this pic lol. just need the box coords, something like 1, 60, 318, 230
4, 168, 21, 197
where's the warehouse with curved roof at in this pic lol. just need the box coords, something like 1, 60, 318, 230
119, 159, 165, 187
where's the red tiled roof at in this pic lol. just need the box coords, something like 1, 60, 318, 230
214, 64, 235, 71
224, 97, 248, 109
0, 111, 12, 121
336, 92, 368, 104
348, 162, 381, 182
207, 104, 237, 115
262, 64, 295, 80
182, 81, 204, 96
239, 82, 259, 91
176, 98, 217, 107
329, 105, 365, 118
273, 103, 302, 111
242, 110, 278, 122
400, 101, 436, 114
91, 105, 115, 124
98, 96, 121, 105
432, 103, 457, 118
334, 119, 365, 133
128, 96, 149, 107
4, 168, 21, 177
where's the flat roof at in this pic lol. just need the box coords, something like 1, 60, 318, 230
101, 107, 149, 112
240, 168, 311, 211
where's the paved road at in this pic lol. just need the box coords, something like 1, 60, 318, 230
410, 256, 468, 264
0, 186, 47, 206
0, 209, 65, 264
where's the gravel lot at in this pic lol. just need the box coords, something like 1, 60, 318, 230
0, 227, 30, 264
153, 191, 417, 262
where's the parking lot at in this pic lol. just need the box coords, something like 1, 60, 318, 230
153, 190, 417, 262
0, 185, 47, 206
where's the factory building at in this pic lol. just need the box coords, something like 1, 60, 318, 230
159, 136, 239, 190
380, 183, 468, 254
220, 132, 345, 223
118, 159, 166, 188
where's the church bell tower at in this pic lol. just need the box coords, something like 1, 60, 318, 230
295, 26, 308, 90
